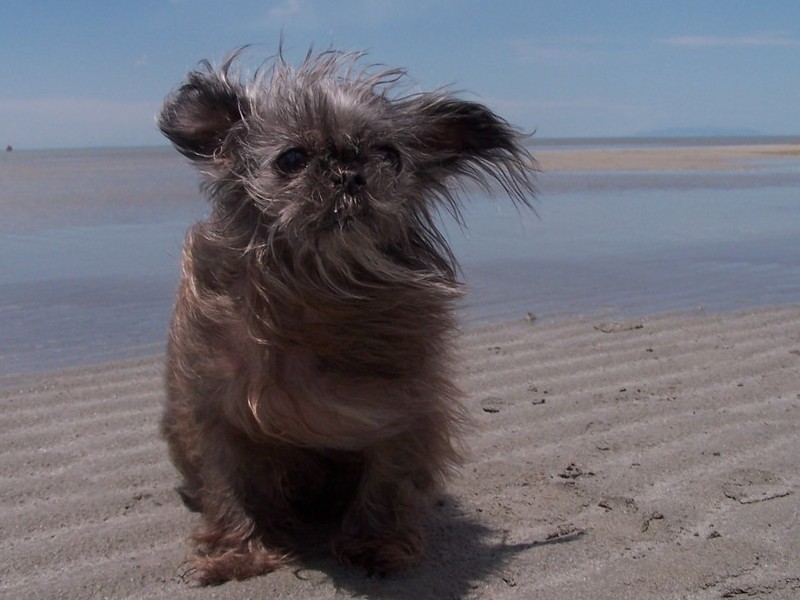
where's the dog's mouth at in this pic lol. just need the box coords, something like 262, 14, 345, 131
319, 196, 372, 232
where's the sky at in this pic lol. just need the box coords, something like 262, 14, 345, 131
1, 0, 799, 149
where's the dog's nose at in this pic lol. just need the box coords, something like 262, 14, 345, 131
338, 171, 366, 196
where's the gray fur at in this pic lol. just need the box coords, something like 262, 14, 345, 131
157, 49, 536, 584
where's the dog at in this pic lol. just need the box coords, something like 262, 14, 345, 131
158, 48, 535, 585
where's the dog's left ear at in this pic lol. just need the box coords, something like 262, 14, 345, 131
158, 62, 248, 164
415, 98, 523, 166
411, 97, 535, 205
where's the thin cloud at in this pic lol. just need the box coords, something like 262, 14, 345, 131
486, 97, 633, 112
508, 37, 607, 65
662, 32, 800, 47
268, 0, 303, 19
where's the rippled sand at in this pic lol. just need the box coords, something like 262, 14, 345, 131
3, 306, 799, 599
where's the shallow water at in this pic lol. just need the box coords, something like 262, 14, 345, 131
1, 142, 799, 375
457, 172, 800, 323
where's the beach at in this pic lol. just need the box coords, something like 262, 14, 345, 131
1, 142, 799, 599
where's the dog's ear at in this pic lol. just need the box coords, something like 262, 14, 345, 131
410, 96, 535, 206
158, 62, 248, 163
415, 98, 522, 166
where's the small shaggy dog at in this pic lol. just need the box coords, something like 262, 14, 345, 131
158, 49, 535, 584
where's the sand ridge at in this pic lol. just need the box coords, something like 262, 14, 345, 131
1, 307, 799, 599
536, 143, 800, 171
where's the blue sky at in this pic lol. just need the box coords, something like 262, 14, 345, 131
1, 1, 798, 149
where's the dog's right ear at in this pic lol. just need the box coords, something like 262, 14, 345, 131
158, 62, 248, 164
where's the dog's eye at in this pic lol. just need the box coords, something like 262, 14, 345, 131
275, 147, 309, 174
375, 145, 402, 173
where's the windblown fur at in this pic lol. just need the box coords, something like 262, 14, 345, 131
158, 48, 535, 584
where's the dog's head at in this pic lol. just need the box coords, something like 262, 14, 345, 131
159, 50, 534, 276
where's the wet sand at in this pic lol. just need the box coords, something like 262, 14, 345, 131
536, 143, 800, 171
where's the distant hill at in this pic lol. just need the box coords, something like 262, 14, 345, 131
636, 127, 764, 138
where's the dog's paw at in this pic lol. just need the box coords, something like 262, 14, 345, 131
186, 546, 289, 585
332, 529, 424, 576
176, 483, 202, 512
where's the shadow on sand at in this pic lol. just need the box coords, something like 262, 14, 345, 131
290, 496, 584, 600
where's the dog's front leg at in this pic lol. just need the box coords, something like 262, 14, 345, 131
332, 437, 431, 575
186, 423, 290, 585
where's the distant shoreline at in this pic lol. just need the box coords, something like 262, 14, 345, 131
5, 138, 800, 175
4, 134, 800, 154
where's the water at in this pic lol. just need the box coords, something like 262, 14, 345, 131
1, 140, 799, 375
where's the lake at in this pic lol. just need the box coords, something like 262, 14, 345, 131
1, 139, 799, 375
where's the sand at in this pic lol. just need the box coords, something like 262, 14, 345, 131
2, 306, 799, 599
536, 143, 800, 171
